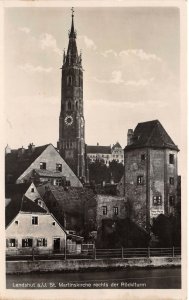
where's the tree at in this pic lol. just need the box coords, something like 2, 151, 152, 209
151, 214, 181, 247
109, 160, 124, 183
89, 160, 110, 184
88, 159, 124, 184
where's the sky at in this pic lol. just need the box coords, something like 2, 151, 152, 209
4, 7, 181, 155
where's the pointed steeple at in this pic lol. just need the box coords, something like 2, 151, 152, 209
64, 7, 80, 66
69, 7, 76, 39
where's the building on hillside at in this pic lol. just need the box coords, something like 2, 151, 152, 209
57, 10, 87, 182
6, 195, 67, 255
42, 184, 95, 236
5, 143, 82, 187
84, 194, 126, 235
124, 120, 179, 231
86, 142, 124, 166
86, 144, 111, 166
111, 142, 124, 164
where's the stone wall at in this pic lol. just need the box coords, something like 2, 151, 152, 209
6, 257, 181, 274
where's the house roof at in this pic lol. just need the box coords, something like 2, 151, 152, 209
5, 195, 47, 227
125, 120, 179, 151
86, 145, 111, 154
112, 142, 122, 150
5, 183, 31, 198
5, 144, 50, 183
44, 184, 95, 215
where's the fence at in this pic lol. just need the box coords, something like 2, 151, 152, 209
6, 247, 181, 261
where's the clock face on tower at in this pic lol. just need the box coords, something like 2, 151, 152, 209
65, 115, 73, 126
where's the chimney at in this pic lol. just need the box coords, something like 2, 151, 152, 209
28, 143, 35, 153
5, 144, 11, 155
127, 129, 134, 145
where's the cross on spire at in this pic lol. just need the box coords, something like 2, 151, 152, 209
71, 7, 74, 18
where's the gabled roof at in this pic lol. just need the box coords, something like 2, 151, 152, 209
21, 196, 47, 213
112, 142, 122, 150
86, 145, 111, 154
5, 183, 31, 198
5, 195, 47, 227
5, 144, 50, 183
125, 120, 179, 151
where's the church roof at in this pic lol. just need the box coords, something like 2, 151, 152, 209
6, 195, 47, 227
5, 144, 50, 183
86, 145, 111, 154
125, 120, 179, 151
112, 142, 122, 150
63, 9, 81, 67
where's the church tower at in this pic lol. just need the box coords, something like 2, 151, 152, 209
57, 8, 86, 181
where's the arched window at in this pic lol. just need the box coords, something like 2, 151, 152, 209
67, 76, 72, 86
68, 101, 71, 110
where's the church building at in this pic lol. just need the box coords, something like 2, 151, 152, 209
57, 10, 86, 182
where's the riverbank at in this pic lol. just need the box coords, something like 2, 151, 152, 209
6, 256, 181, 274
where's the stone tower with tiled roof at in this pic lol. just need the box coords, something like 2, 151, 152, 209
57, 8, 86, 181
124, 120, 179, 231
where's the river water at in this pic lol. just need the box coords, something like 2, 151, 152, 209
7, 267, 181, 289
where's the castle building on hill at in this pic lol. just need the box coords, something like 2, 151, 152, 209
86, 142, 124, 166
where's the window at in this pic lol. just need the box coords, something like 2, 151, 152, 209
102, 206, 107, 215
169, 154, 175, 164
31, 188, 34, 193
137, 175, 144, 185
68, 101, 71, 110
169, 195, 175, 206
67, 75, 72, 86
40, 162, 46, 170
56, 163, 62, 172
153, 196, 162, 206
22, 238, 33, 247
55, 179, 62, 186
113, 207, 118, 215
52, 222, 56, 226
65, 180, 70, 186
169, 177, 174, 185
141, 154, 146, 161
37, 238, 47, 247
32, 216, 38, 225
7, 239, 17, 247
15, 220, 18, 225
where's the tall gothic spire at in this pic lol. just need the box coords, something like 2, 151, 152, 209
64, 7, 80, 66
69, 7, 76, 39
